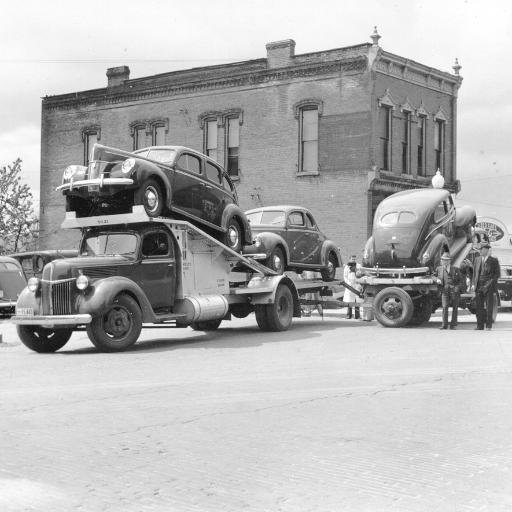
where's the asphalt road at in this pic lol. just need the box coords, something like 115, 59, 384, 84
1, 310, 512, 512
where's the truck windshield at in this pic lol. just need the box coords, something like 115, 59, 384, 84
82, 233, 138, 257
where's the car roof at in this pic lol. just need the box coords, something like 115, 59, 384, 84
135, 145, 223, 167
245, 205, 311, 215
377, 188, 450, 211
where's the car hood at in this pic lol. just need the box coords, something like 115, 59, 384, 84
42, 256, 132, 281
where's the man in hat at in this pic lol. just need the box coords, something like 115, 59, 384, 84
436, 252, 462, 329
473, 243, 501, 330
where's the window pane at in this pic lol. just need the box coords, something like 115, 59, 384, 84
378, 107, 389, 138
86, 133, 97, 163
207, 120, 217, 150
380, 212, 399, 226
302, 109, 318, 141
136, 127, 146, 150
227, 147, 239, 176
302, 140, 318, 172
146, 149, 176, 164
228, 118, 239, 148
178, 154, 201, 174
434, 122, 440, 151
206, 148, 217, 162
289, 212, 305, 226
154, 125, 165, 146
205, 161, 222, 184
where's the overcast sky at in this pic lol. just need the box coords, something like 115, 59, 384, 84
1, 0, 511, 228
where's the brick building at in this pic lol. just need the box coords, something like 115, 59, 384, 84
39, 29, 462, 259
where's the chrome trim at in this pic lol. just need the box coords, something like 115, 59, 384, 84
11, 314, 92, 325
242, 253, 267, 260
0, 301, 17, 308
56, 178, 134, 191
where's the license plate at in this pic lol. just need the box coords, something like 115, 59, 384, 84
16, 307, 34, 316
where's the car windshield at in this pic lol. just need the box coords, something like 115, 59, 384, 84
135, 149, 177, 164
81, 233, 138, 257
247, 210, 286, 226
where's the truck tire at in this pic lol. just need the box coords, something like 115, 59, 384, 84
373, 287, 414, 328
255, 305, 271, 331
86, 294, 142, 352
191, 319, 222, 331
408, 295, 432, 326
259, 283, 294, 332
17, 326, 72, 353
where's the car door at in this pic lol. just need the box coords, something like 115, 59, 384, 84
172, 152, 204, 221
203, 160, 227, 227
137, 230, 176, 309
304, 212, 323, 264
285, 211, 311, 265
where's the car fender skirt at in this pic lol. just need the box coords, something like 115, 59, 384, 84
77, 277, 158, 322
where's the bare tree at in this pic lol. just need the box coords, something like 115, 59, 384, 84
0, 159, 38, 253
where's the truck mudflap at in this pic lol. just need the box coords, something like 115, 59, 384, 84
11, 314, 92, 326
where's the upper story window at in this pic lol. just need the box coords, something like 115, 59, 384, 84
204, 119, 218, 162
81, 126, 101, 165
401, 111, 411, 174
299, 107, 319, 173
131, 123, 147, 151
434, 119, 445, 173
378, 106, 391, 171
225, 117, 240, 178
417, 116, 426, 176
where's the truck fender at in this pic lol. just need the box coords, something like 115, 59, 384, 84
76, 276, 157, 323
221, 204, 253, 245
15, 287, 42, 315
249, 275, 301, 317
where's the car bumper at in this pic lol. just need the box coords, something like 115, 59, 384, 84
56, 178, 134, 192
11, 314, 92, 326
241, 252, 267, 260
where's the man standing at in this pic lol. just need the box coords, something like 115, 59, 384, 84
436, 252, 462, 330
473, 243, 501, 330
343, 255, 362, 319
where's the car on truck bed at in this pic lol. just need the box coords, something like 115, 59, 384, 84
56, 144, 251, 252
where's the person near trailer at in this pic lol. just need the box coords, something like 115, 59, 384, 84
473, 243, 501, 330
343, 255, 362, 319
436, 252, 462, 330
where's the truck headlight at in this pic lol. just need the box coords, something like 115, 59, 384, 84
122, 158, 136, 174
27, 277, 40, 292
76, 274, 89, 290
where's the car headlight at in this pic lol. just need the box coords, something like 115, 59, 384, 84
27, 277, 40, 293
76, 274, 89, 290
254, 235, 262, 248
122, 158, 136, 174
62, 165, 86, 182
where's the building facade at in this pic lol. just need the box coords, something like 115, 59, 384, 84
39, 30, 462, 260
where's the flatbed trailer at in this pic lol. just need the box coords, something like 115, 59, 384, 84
12, 207, 347, 352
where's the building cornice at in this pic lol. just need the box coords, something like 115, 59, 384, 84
370, 172, 459, 193
374, 51, 462, 95
42, 56, 368, 111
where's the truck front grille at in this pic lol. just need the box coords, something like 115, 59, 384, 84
51, 281, 73, 315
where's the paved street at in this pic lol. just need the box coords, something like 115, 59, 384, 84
1, 311, 512, 512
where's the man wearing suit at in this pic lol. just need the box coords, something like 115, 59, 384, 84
473, 243, 501, 330
436, 252, 463, 330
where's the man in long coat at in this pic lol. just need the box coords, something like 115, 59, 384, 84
473, 243, 501, 330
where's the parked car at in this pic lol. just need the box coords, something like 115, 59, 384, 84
56, 144, 251, 252
243, 206, 341, 281
10, 250, 79, 279
0, 256, 26, 318
362, 188, 476, 271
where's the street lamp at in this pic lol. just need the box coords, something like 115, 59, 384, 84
431, 169, 445, 189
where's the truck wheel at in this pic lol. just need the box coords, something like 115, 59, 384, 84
230, 304, 253, 318
191, 319, 222, 331
320, 252, 338, 281
373, 287, 414, 327
266, 246, 285, 274
262, 283, 294, 332
135, 178, 164, 217
255, 305, 271, 331
86, 294, 142, 352
408, 295, 432, 326
16, 326, 72, 353
223, 218, 242, 252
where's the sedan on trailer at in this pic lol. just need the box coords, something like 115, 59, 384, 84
243, 206, 341, 281
56, 144, 251, 252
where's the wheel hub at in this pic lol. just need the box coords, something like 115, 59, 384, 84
145, 187, 159, 212
104, 306, 131, 338
228, 227, 239, 246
